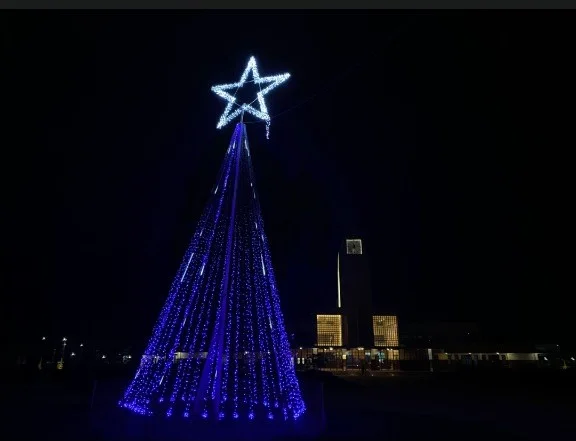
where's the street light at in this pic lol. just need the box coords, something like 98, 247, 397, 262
61, 337, 67, 363
39, 336, 48, 370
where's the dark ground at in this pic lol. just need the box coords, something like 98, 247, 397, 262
3, 368, 575, 440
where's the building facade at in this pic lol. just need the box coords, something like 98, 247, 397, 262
314, 238, 399, 350
373, 315, 399, 347
315, 313, 399, 349
316, 314, 345, 347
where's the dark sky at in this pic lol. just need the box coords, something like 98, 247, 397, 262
2, 12, 574, 352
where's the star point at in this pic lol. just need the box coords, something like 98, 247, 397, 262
212, 56, 290, 137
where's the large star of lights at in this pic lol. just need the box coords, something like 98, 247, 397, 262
211, 56, 290, 137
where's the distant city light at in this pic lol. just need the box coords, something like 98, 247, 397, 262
71, 352, 76, 357
62, 337, 67, 342
41, 336, 46, 341
102, 355, 107, 359
80, 343, 84, 347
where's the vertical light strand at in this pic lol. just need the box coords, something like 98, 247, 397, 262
164, 192, 229, 413
231, 242, 242, 419
200, 124, 243, 419
248, 154, 286, 419
154, 131, 237, 412
219, 221, 240, 418
120, 125, 237, 416
120, 122, 305, 421
244, 131, 306, 420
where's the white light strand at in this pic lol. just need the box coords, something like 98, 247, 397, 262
180, 253, 195, 283
212, 56, 290, 138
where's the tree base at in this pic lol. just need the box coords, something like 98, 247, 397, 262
92, 404, 323, 441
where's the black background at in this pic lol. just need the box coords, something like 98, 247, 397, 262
2, 11, 574, 353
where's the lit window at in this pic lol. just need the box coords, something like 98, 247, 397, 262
373, 315, 399, 347
316, 315, 343, 347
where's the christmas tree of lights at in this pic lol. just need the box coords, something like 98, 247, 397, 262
119, 56, 306, 422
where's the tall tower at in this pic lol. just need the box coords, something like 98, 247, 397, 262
337, 238, 373, 347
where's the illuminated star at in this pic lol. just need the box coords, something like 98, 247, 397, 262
211, 56, 290, 137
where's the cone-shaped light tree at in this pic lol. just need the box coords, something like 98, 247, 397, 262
119, 57, 306, 422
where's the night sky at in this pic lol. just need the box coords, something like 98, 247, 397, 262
2, 12, 574, 353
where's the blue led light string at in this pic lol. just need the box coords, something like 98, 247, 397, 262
267, 257, 306, 418
120, 127, 237, 416
146, 139, 232, 359
178, 248, 223, 413
237, 216, 258, 418
232, 134, 258, 415
185, 227, 228, 409
231, 244, 241, 419
166, 243, 224, 415
249, 152, 287, 419
263, 231, 305, 419
251, 199, 287, 418
179, 244, 226, 416
173, 129, 239, 415
187, 129, 240, 409
193, 124, 243, 419
243, 147, 278, 419
218, 222, 239, 418
244, 132, 306, 420
256, 228, 283, 419
252, 219, 276, 419
165, 147, 236, 414
144, 139, 234, 413
121, 218, 211, 413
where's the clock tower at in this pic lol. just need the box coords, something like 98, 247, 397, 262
337, 238, 373, 348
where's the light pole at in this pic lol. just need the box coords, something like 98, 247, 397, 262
39, 336, 47, 370
60, 337, 68, 368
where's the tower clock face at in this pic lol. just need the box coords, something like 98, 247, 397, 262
346, 239, 362, 255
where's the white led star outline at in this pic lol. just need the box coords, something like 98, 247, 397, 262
211, 56, 290, 138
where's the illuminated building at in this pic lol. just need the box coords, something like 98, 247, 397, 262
316, 314, 344, 347
373, 315, 399, 347
337, 238, 373, 347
